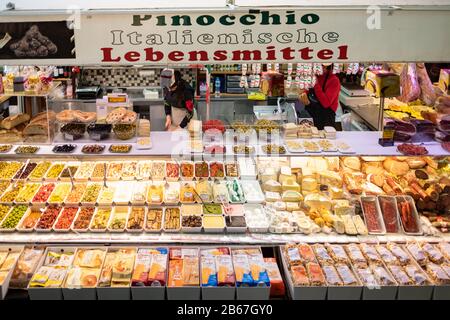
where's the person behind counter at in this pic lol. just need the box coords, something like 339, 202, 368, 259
164, 70, 196, 131
299, 63, 341, 129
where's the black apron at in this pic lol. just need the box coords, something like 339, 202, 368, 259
305, 72, 336, 130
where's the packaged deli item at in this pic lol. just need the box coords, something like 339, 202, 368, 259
322, 265, 343, 286
375, 245, 399, 265
306, 262, 326, 286
247, 254, 270, 287
426, 263, 450, 285
421, 243, 445, 264
404, 264, 431, 285
182, 256, 200, 286
233, 254, 253, 287
378, 196, 400, 233
360, 243, 383, 265
131, 249, 152, 286
291, 265, 310, 286
64, 267, 101, 288
405, 242, 428, 266
10, 247, 45, 288
0, 252, 20, 271
335, 264, 359, 286
285, 245, 302, 266
437, 242, 450, 260
111, 249, 136, 287
386, 243, 411, 266
201, 255, 218, 287
356, 267, 378, 287
73, 249, 106, 269
216, 254, 235, 287
168, 259, 183, 287
388, 265, 413, 285
29, 266, 67, 288
313, 244, 334, 265
396, 196, 421, 234
370, 264, 397, 286
326, 244, 350, 265
148, 253, 168, 286
297, 244, 316, 263
98, 252, 116, 287
44, 250, 74, 268
345, 244, 367, 268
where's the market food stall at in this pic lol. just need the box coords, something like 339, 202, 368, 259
0, 0, 449, 300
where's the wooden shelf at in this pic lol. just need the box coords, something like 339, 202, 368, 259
0, 82, 61, 98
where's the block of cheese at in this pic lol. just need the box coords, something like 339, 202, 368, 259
278, 166, 294, 184
304, 194, 332, 211
352, 215, 368, 235
263, 180, 282, 193
332, 215, 345, 234
318, 171, 343, 187
342, 215, 358, 235
282, 178, 300, 192
301, 178, 317, 192
281, 190, 303, 202
265, 191, 281, 202
286, 202, 300, 212
333, 200, 355, 216
260, 168, 278, 184
330, 187, 344, 199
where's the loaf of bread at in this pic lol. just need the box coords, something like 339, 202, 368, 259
343, 157, 361, 171
1, 113, 30, 129
0, 128, 22, 143
23, 119, 49, 136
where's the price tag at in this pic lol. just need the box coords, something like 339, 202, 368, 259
64, 133, 75, 141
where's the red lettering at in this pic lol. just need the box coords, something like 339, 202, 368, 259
168, 51, 184, 61
337, 45, 348, 60
101, 48, 120, 62
280, 47, 295, 60
231, 50, 262, 61
266, 46, 276, 60
317, 49, 333, 60
144, 48, 164, 62
298, 47, 313, 60
188, 51, 208, 61
124, 51, 140, 62
213, 50, 227, 61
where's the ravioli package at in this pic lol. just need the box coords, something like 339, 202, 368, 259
216, 254, 235, 286
29, 266, 67, 288
201, 255, 217, 287
233, 254, 253, 287
248, 254, 270, 287
148, 253, 168, 286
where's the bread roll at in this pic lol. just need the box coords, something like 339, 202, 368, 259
405, 158, 426, 169
343, 157, 361, 171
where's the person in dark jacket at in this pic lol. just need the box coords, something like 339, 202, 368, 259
164, 70, 196, 131
299, 63, 341, 129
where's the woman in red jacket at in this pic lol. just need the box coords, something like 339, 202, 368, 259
299, 63, 341, 129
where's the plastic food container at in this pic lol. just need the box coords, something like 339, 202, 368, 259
126, 206, 147, 232
16, 207, 42, 232
395, 195, 423, 236
360, 196, 386, 235
53, 207, 79, 232
145, 208, 163, 233
163, 207, 181, 233
89, 207, 112, 233
377, 196, 401, 233
203, 215, 225, 233
194, 161, 209, 179
240, 180, 265, 204
180, 161, 194, 181
34, 206, 62, 233
164, 182, 180, 205
166, 162, 180, 181
71, 207, 95, 232
107, 206, 130, 233
150, 161, 166, 180
244, 204, 269, 233
181, 215, 203, 233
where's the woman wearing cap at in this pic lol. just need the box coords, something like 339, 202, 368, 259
299, 63, 341, 129
164, 70, 196, 131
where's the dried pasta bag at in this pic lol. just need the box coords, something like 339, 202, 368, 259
388, 265, 413, 285
335, 264, 359, 286
370, 265, 396, 286
10, 247, 44, 288
98, 252, 115, 287
437, 242, 450, 261
297, 244, 316, 263
322, 265, 343, 286
285, 244, 302, 267
233, 254, 253, 287
201, 256, 217, 287
291, 265, 310, 286
313, 244, 334, 265
248, 254, 270, 287
405, 242, 428, 266
375, 245, 399, 266
345, 244, 367, 268
356, 267, 378, 288
306, 262, 326, 286
44, 251, 74, 268
404, 264, 431, 286
421, 243, 445, 265
360, 243, 383, 265
326, 244, 350, 265
148, 253, 168, 286
216, 255, 235, 287
426, 263, 450, 285
264, 257, 285, 297
386, 243, 411, 266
